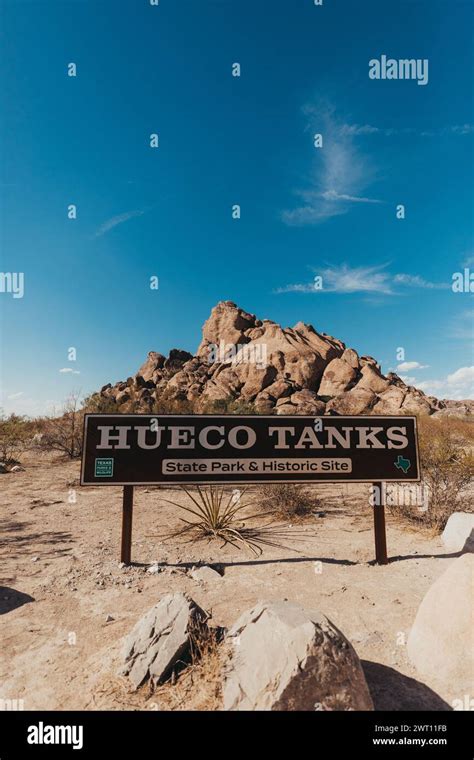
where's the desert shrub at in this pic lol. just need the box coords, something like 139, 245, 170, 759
257, 483, 322, 520
388, 416, 474, 531
159, 485, 297, 555
151, 389, 195, 415
34, 393, 84, 459
160, 485, 265, 554
201, 398, 258, 414
0, 413, 30, 463
82, 392, 117, 414
419, 417, 473, 528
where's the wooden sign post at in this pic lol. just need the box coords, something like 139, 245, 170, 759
372, 481, 388, 565
81, 414, 420, 567
120, 485, 134, 565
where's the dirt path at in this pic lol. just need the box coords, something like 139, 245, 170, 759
0, 453, 460, 711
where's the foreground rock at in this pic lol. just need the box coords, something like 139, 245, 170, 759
90, 300, 465, 416
222, 600, 373, 711
119, 593, 209, 689
189, 565, 222, 583
441, 513, 474, 553
407, 555, 474, 693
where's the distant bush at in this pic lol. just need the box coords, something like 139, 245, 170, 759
0, 413, 30, 463
82, 393, 117, 414
257, 483, 322, 520
419, 416, 473, 528
201, 398, 258, 415
388, 416, 474, 531
151, 389, 195, 415
80, 388, 262, 416
34, 393, 84, 459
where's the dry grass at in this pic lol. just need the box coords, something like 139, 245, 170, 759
91, 622, 224, 712
388, 416, 474, 531
257, 483, 323, 521
151, 625, 224, 711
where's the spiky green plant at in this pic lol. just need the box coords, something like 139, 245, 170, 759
159, 485, 302, 556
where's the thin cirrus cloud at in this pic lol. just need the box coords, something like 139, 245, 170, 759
275, 264, 448, 296
393, 273, 449, 290
339, 123, 474, 137
93, 209, 146, 238
282, 102, 382, 226
281, 105, 473, 225
320, 190, 382, 204
396, 361, 429, 371
59, 368, 80, 375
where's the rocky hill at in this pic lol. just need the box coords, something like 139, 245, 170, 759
94, 301, 471, 417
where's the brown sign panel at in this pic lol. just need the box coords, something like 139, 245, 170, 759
80, 414, 420, 486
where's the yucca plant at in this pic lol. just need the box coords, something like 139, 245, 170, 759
160, 485, 302, 556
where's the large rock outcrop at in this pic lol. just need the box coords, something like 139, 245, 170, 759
92, 300, 460, 416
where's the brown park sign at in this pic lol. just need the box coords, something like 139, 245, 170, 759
81, 414, 419, 485
80, 414, 420, 567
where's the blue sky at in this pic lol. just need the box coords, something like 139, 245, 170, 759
1, 0, 473, 416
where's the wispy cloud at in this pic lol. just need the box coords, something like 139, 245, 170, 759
276, 263, 449, 295
94, 209, 146, 238
282, 100, 473, 226
393, 273, 449, 290
277, 265, 392, 294
7, 391, 24, 400
339, 124, 382, 136
340, 123, 474, 138
320, 190, 382, 204
397, 361, 429, 371
282, 102, 382, 225
59, 368, 80, 375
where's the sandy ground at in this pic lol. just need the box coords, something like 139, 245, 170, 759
0, 452, 463, 711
